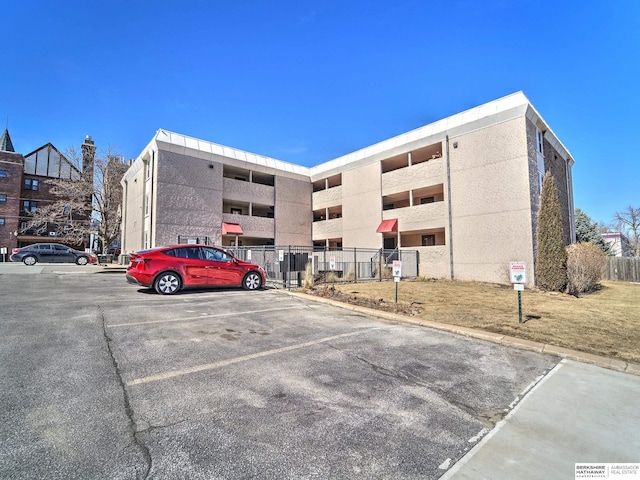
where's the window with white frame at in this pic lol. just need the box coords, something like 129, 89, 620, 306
0, 217, 5, 225
536, 127, 544, 155
0, 194, 6, 202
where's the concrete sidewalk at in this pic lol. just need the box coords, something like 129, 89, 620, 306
442, 359, 640, 479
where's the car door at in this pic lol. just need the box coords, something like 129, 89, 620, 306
36, 244, 56, 262
173, 247, 209, 286
53, 244, 74, 263
201, 247, 243, 286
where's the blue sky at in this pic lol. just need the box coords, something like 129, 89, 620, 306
2, 0, 638, 225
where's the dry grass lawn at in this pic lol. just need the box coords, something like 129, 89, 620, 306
319, 280, 640, 364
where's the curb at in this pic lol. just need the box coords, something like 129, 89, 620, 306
279, 289, 640, 377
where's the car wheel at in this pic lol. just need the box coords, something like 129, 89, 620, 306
154, 272, 181, 295
76, 256, 89, 265
243, 271, 262, 290
23, 255, 37, 266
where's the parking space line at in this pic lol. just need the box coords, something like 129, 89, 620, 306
107, 306, 304, 328
126, 328, 379, 387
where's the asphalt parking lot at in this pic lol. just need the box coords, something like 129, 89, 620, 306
1, 267, 638, 479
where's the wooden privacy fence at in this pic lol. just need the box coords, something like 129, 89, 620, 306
603, 257, 640, 282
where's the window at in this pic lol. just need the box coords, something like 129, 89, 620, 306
230, 208, 242, 215
145, 159, 152, 180
539, 172, 544, 194
202, 247, 232, 262
23, 200, 38, 212
536, 127, 544, 155
24, 179, 39, 190
175, 247, 202, 260
0, 194, 6, 202
420, 196, 435, 204
0, 171, 7, 178
422, 234, 436, 246
383, 203, 394, 211
0, 218, 5, 225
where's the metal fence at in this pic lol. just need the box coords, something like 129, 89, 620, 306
603, 257, 640, 282
178, 236, 213, 246
225, 245, 419, 288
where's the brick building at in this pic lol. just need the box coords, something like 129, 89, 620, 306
0, 129, 95, 252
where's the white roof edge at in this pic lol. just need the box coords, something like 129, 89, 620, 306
121, 134, 158, 185
309, 91, 527, 175
309, 91, 575, 176
152, 129, 311, 177
123, 92, 575, 184
523, 100, 574, 162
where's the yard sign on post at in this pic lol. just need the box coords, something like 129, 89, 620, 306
510, 262, 527, 323
393, 260, 402, 303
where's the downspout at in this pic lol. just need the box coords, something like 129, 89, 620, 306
446, 135, 454, 280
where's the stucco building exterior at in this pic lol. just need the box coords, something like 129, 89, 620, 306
120, 92, 576, 286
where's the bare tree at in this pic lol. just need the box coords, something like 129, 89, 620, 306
614, 205, 640, 256
23, 144, 128, 254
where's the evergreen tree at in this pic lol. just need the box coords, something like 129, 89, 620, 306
574, 208, 614, 255
536, 172, 567, 291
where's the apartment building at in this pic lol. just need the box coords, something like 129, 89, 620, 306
120, 92, 576, 286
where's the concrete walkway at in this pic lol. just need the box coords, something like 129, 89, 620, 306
442, 359, 640, 479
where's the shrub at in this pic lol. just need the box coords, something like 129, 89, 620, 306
535, 172, 567, 291
566, 242, 605, 296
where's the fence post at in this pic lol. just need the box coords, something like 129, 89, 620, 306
379, 248, 383, 282
288, 245, 292, 289
354, 247, 357, 283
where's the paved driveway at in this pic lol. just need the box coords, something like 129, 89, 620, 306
0, 273, 558, 479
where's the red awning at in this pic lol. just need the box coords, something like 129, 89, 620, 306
376, 219, 398, 233
221, 222, 243, 235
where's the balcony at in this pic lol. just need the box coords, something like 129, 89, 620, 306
312, 217, 343, 238
222, 213, 275, 238
382, 160, 444, 195
223, 177, 274, 205
383, 201, 446, 232
312, 184, 342, 209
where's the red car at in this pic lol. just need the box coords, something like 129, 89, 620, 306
126, 245, 266, 295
